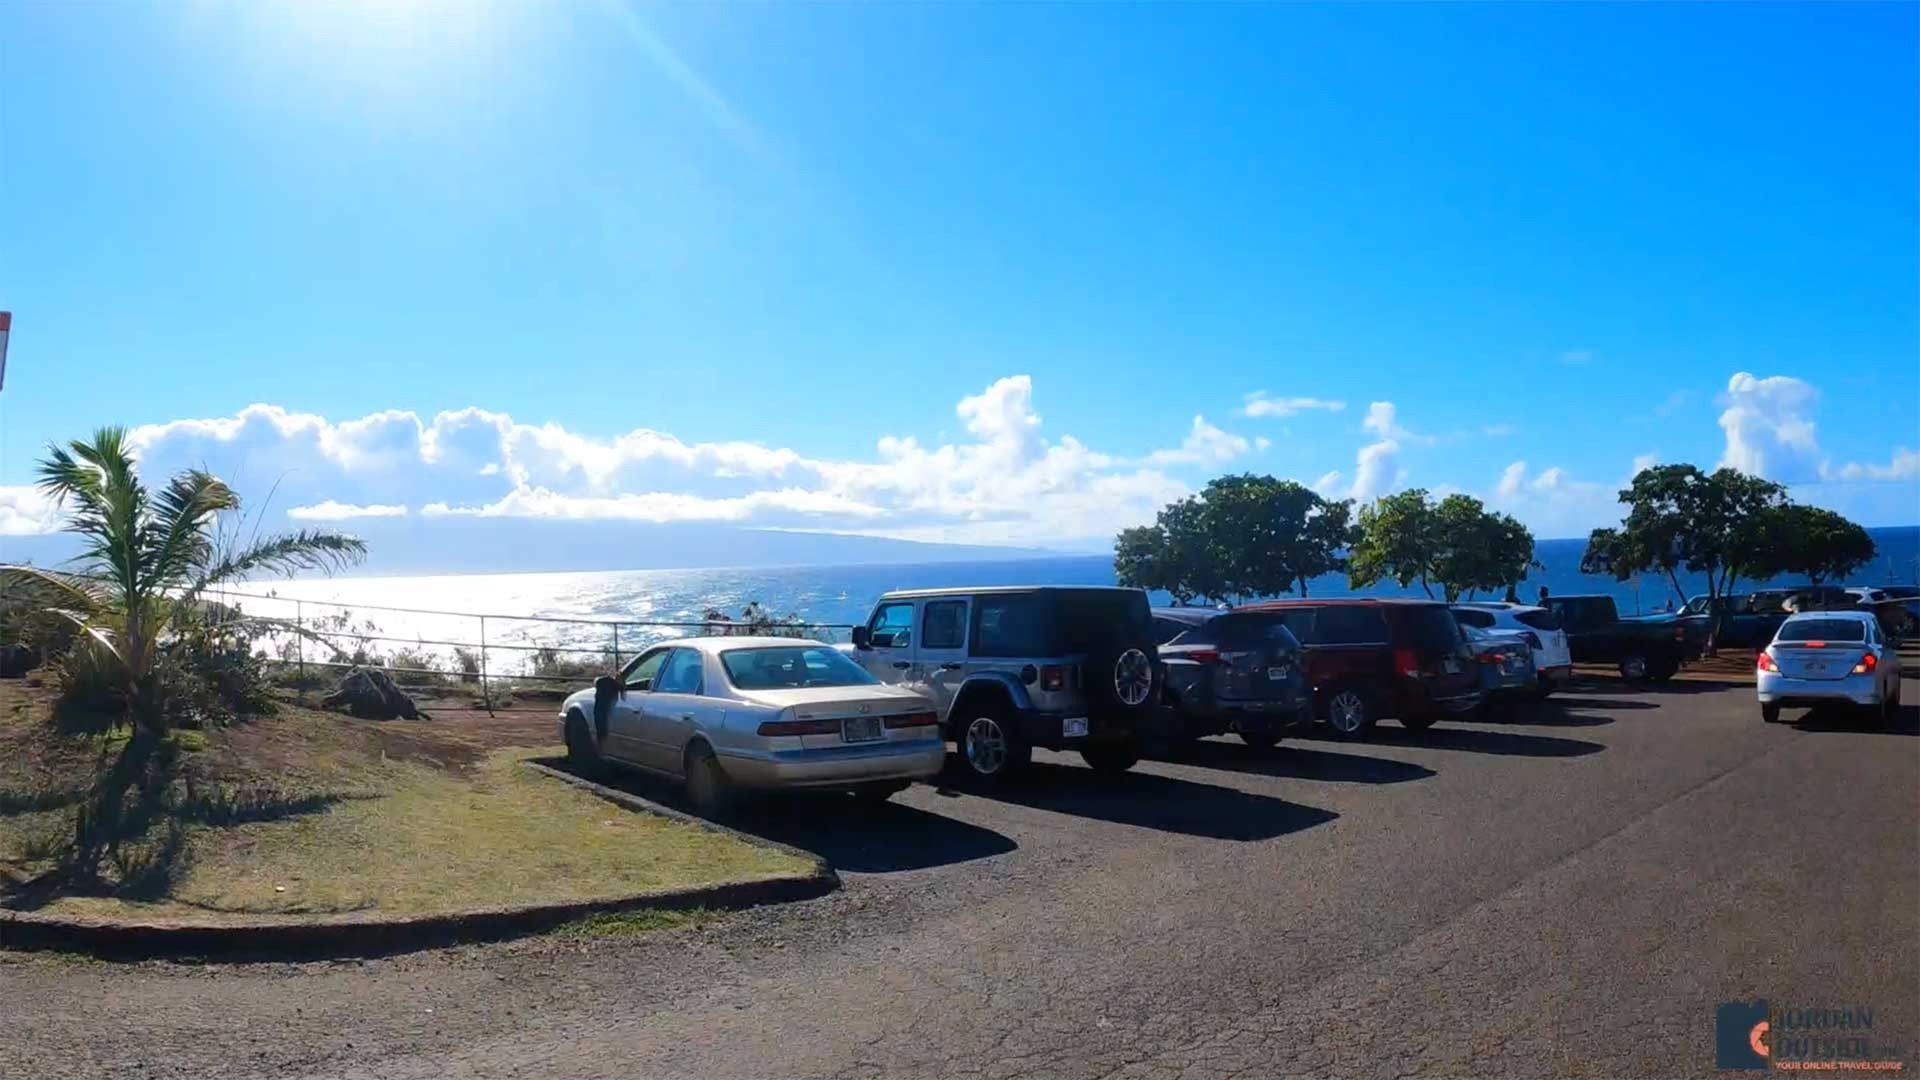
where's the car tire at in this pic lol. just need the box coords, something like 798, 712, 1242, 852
564, 710, 603, 773
1619, 652, 1652, 682
1324, 687, 1376, 739
1761, 702, 1781, 724
1080, 740, 1141, 775
1398, 712, 1437, 733
683, 743, 735, 817
1649, 657, 1680, 682
1237, 731, 1280, 751
956, 711, 1027, 784
1880, 693, 1898, 729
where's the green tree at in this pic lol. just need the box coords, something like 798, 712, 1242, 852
1742, 504, 1877, 585
1113, 475, 1355, 603
7, 427, 367, 735
1428, 494, 1538, 601
1348, 489, 1439, 596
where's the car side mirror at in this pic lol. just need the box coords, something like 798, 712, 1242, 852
851, 626, 871, 649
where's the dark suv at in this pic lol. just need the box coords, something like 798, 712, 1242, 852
848, 586, 1160, 781
1156, 608, 1313, 749
1237, 599, 1480, 738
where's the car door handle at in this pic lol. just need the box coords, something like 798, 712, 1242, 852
940, 662, 963, 670
891, 661, 912, 670
679, 713, 694, 722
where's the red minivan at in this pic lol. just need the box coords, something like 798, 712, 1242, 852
1236, 599, 1482, 739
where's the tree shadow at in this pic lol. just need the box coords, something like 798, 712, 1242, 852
0, 786, 88, 816
1319, 725, 1607, 758
948, 758, 1340, 841
571, 764, 1018, 874
1150, 738, 1435, 785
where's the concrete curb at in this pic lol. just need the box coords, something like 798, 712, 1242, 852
0, 763, 838, 960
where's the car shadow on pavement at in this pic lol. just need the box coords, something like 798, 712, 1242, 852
576, 766, 1019, 873
944, 759, 1339, 841
1542, 695, 1655, 712
1149, 739, 1435, 785
1572, 677, 1751, 697
1791, 701, 1919, 737
1332, 725, 1606, 758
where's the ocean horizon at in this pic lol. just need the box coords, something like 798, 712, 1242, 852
223, 527, 1920, 675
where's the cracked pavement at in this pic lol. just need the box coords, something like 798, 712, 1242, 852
3, 671, 1915, 1080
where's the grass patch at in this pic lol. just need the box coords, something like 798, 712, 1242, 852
0, 682, 812, 929
547, 906, 716, 941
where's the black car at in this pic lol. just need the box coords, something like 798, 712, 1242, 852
1154, 608, 1314, 750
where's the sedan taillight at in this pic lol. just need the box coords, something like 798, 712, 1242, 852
1853, 653, 1878, 675
1756, 652, 1778, 673
756, 716, 843, 736
884, 711, 939, 729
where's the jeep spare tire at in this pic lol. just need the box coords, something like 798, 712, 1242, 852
1084, 637, 1159, 717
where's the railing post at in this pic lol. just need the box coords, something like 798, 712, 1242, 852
479, 614, 495, 717
612, 623, 622, 671
296, 599, 306, 702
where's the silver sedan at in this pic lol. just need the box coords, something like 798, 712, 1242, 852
559, 636, 946, 812
1757, 612, 1904, 725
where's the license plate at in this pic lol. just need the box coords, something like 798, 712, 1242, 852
1267, 667, 1289, 681
1061, 717, 1089, 739
842, 716, 883, 743
1805, 662, 1826, 673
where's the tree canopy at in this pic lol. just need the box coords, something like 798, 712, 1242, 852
1582, 463, 1788, 607
1348, 489, 1536, 600
1113, 475, 1355, 603
1740, 503, 1877, 586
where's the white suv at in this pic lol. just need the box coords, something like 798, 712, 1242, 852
1452, 603, 1573, 694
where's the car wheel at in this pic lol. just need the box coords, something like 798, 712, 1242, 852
1649, 657, 1680, 682
1761, 702, 1781, 724
1399, 712, 1436, 733
564, 711, 602, 772
1238, 731, 1280, 751
1619, 652, 1651, 681
1080, 740, 1141, 775
1325, 688, 1375, 738
958, 713, 1026, 783
684, 743, 734, 817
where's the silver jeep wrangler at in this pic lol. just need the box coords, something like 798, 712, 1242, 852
847, 586, 1161, 781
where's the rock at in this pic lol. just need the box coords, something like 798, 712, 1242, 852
0, 643, 41, 679
321, 666, 429, 720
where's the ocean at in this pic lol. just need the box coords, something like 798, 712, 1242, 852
227, 528, 1920, 676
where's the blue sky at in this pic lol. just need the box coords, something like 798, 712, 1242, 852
1, 1, 1915, 554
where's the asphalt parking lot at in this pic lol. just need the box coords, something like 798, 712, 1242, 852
3, 664, 1915, 1080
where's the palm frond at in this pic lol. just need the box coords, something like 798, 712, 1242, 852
145, 470, 238, 595
0, 563, 112, 617
40, 607, 124, 661
188, 529, 368, 598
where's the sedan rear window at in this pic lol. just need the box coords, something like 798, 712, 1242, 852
1404, 606, 1465, 655
1514, 609, 1560, 631
1775, 619, 1867, 643
721, 647, 878, 689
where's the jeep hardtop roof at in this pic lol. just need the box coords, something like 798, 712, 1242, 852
874, 584, 1143, 601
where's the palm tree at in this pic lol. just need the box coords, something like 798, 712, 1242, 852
7, 426, 366, 734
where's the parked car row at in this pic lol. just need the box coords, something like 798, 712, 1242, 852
558, 582, 1911, 815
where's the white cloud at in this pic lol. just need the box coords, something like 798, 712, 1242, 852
1242, 392, 1346, 419
1497, 461, 1528, 499
0, 486, 64, 536
1482, 423, 1515, 438
1718, 372, 1820, 480
1142, 415, 1255, 467
1827, 447, 1919, 482
1632, 452, 1660, 476
107, 375, 1237, 547
286, 501, 410, 521
1312, 470, 1344, 497
1349, 440, 1401, 500
1531, 466, 1566, 492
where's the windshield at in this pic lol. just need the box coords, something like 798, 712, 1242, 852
721, 646, 879, 690
1775, 619, 1867, 643
1683, 596, 1711, 616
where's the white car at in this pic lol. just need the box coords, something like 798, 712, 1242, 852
558, 636, 947, 813
1452, 603, 1574, 694
1758, 612, 1903, 726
